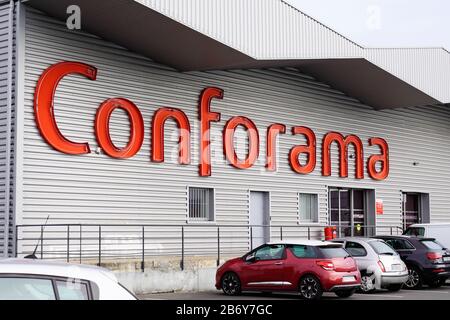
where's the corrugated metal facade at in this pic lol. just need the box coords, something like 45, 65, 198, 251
136, 0, 363, 60
136, 0, 450, 105
12, 7, 450, 258
0, 1, 15, 257
365, 48, 450, 104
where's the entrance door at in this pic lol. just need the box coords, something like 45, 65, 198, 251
249, 191, 270, 249
402, 193, 420, 229
330, 189, 351, 237
352, 190, 366, 237
329, 188, 368, 237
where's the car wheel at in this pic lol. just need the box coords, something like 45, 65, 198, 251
221, 272, 241, 296
404, 266, 423, 290
298, 275, 323, 300
387, 284, 403, 292
335, 289, 355, 298
360, 274, 376, 293
427, 278, 443, 288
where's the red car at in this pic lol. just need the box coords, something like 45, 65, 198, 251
216, 240, 361, 299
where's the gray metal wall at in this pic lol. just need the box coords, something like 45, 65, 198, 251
136, 0, 450, 105
13, 7, 450, 257
136, 0, 363, 60
0, 1, 16, 257
365, 48, 450, 104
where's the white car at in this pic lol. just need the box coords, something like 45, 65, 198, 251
332, 238, 409, 292
404, 223, 450, 249
0, 259, 137, 300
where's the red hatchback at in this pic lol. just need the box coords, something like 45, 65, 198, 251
216, 240, 361, 299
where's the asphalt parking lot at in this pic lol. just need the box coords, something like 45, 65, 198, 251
139, 285, 450, 300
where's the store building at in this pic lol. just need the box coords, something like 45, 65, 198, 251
1, 0, 450, 263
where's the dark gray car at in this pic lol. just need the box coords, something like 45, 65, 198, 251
373, 235, 450, 289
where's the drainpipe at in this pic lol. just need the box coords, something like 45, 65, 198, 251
3, 0, 14, 258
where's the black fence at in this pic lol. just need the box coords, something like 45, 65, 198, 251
15, 223, 403, 271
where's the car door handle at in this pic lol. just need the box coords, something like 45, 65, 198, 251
274, 262, 283, 265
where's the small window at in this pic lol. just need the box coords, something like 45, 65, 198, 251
0, 278, 56, 300
404, 227, 425, 237
299, 193, 318, 223
385, 239, 415, 251
254, 244, 285, 261
345, 242, 367, 257
319, 246, 349, 258
56, 280, 89, 300
189, 187, 214, 221
369, 241, 398, 256
421, 240, 444, 250
289, 245, 316, 258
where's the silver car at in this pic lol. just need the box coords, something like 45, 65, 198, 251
333, 237, 409, 292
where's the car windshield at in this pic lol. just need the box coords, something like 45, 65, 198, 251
370, 241, 398, 255
421, 240, 444, 250
403, 227, 425, 236
319, 246, 349, 258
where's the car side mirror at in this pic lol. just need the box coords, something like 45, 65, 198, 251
245, 254, 256, 263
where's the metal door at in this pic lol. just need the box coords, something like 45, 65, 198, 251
249, 191, 270, 249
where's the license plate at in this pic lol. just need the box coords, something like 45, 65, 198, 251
342, 276, 355, 283
392, 264, 402, 271
444, 256, 450, 262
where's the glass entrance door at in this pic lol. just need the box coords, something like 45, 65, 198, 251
402, 193, 420, 229
330, 189, 351, 237
352, 190, 365, 236
329, 188, 367, 237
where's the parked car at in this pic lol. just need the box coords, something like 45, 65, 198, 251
332, 237, 408, 292
216, 240, 361, 300
403, 223, 450, 249
0, 259, 137, 300
374, 235, 450, 289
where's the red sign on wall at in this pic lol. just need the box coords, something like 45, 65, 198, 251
376, 199, 384, 215
33, 61, 390, 181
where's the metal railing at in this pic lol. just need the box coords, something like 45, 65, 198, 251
15, 223, 403, 271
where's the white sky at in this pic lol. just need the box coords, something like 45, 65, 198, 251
286, 0, 450, 51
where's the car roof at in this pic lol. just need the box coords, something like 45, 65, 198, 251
267, 239, 342, 247
407, 223, 450, 227
373, 235, 436, 241
333, 237, 381, 243
0, 258, 118, 283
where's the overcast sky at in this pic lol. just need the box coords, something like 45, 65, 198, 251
286, 0, 449, 51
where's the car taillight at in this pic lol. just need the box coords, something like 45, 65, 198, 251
316, 260, 335, 271
427, 252, 443, 262
377, 260, 386, 272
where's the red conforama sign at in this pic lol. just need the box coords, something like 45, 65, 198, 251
33, 61, 390, 180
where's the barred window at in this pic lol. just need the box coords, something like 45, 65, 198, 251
299, 193, 318, 223
189, 187, 214, 221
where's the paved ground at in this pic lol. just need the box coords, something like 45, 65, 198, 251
139, 285, 450, 300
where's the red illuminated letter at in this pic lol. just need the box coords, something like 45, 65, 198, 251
266, 124, 286, 171
199, 87, 223, 176
95, 98, 144, 158
322, 132, 364, 179
34, 61, 97, 154
289, 126, 316, 174
223, 117, 260, 169
368, 137, 389, 180
151, 107, 191, 164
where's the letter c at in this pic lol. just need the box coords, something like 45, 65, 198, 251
34, 61, 97, 154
